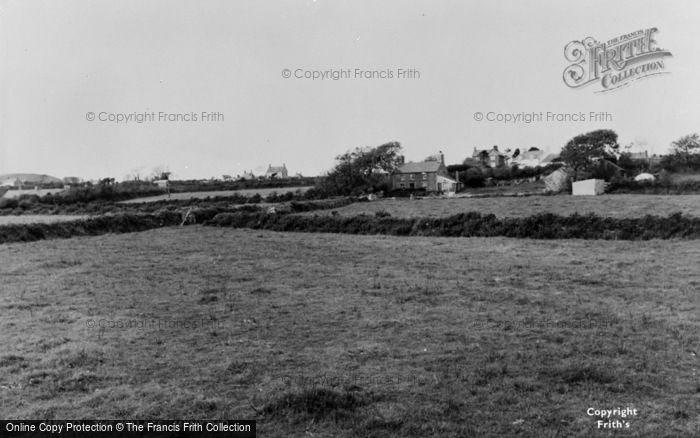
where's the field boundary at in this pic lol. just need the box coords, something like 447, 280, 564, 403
0, 199, 355, 244
205, 211, 700, 240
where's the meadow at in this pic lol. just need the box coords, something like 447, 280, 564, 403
1, 226, 698, 437
307, 194, 700, 219
121, 186, 313, 204
0, 215, 88, 225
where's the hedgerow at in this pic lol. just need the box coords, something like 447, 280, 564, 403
204, 211, 700, 240
0, 212, 181, 244
4, 207, 700, 244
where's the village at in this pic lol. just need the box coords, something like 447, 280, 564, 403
0, 130, 674, 202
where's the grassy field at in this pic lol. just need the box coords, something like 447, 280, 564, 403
306, 194, 700, 219
0, 215, 88, 225
121, 186, 313, 204
1, 227, 699, 436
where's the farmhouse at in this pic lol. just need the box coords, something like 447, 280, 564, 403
391, 153, 459, 193
265, 164, 288, 179
472, 146, 507, 168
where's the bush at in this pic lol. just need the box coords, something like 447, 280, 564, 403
606, 176, 700, 194
0, 198, 19, 209
0, 212, 183, 244
463, 168, 485, 188
203, 211, 700, 241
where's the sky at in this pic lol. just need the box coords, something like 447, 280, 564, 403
1, 0, 699, 180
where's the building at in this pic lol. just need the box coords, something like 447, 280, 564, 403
391, 153, 459, 193
239, 171, 256, 181
572, 179, 606, 195
153, 179, 169, 190
543, 168, 573, 192
628, 150, 662, 169
629, 151, 649, 161
265, 164, 288, 179
510, 150, 558, 168
473, 146, 507, 168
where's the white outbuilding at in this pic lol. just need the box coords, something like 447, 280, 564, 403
634, 173, 656, 182
572, 178, 606, 195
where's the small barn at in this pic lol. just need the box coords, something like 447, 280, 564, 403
572, 179, 606, 195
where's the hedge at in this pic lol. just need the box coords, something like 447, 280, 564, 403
5, 208, 700, 244
204, 211, 700, 240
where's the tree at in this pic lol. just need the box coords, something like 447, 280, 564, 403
318, 141, 403, 195
463, 167, 485, 187
617, 152, 638, 173
151, 166, 171, 181
662, 133, 700, 171
560, 129, 619, 172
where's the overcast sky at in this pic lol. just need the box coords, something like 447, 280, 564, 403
1, 0, 699, 180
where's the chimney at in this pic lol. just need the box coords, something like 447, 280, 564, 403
439, 150, 445, 166
399, 155, 405, 164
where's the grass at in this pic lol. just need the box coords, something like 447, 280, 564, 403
1, 227, 699, 436
307, 194, 700, 219
121, 187, 313, 204
0, 215, 88, 225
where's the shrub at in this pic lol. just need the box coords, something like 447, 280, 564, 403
203, 211, 700, 241
0, 212, 183, 244
463, 168, 485, 188
0, 198, 19, 209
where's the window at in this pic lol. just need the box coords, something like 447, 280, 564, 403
400, 175, 406, 181
421, 182, 428, 188
422, 172, 427, 180
399, 183, 405, 188
409, 174, 415, 180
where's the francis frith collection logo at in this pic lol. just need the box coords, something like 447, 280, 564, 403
563, 28, 672, 92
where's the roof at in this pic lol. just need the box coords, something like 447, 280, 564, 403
474, 147, 505, 158
266, 165, 286, 174
516, 150, 546, 161
394, 161, 442, 174
436, 174, 458, 183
